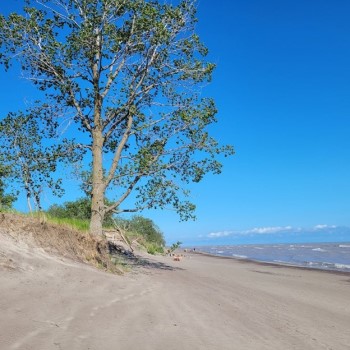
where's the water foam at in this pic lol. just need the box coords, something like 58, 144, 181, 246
312, 248, 327, 252
334, 263, 350, 270
232, 254, 247, 259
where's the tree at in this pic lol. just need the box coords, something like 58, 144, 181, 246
0, 110, 73, 213
0, 162, 16, 210
0, 0, 234, 236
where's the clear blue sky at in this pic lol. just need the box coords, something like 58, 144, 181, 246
1, 1, 350, 245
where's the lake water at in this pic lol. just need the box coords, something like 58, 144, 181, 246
197, 242, 350, 272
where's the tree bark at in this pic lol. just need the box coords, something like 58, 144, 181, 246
90, 129, 105, 236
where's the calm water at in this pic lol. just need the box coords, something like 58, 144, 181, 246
197, 242, 350, 272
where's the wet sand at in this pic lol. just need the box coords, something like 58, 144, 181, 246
1, 235, 349, 350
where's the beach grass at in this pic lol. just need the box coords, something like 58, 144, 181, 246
45, 215, 90, 232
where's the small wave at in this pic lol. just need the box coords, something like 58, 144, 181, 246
334, 263, 350, 270
312, 248, 326, 252
232, 254, 247, 259
339, 245, 350, 248
308, 261, 350, 271
216, 251, 224, 254
254, 247, 264, 250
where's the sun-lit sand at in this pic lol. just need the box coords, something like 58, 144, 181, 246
1, 231, 349, 350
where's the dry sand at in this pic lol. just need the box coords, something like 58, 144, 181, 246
1, 233, 349, 350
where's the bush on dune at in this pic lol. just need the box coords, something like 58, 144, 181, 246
47, 199, 166, 255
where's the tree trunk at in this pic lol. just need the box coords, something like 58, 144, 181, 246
90, 130, 105, 236
26, 192, 33, 215
90, 29, 105, 236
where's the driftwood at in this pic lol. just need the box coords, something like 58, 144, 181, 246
104, 227, 133, 252
117, 227, 134, 252
104, 218, 134, 253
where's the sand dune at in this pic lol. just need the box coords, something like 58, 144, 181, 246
1, 232, 349, 350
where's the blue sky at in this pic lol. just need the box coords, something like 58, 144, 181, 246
1, 1, 350, 245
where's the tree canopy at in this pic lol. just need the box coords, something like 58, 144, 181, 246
0, 110, 76, 212
0, 0, 234, 235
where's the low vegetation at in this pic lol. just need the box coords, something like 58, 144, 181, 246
46, 198, 166, 255
169, 241, 182, 253
44, 216, 90, 232
122, 216, 165, 255
0, 193, 167, 275
47, 198, 114, 227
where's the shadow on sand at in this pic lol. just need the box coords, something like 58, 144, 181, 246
129, 255, 184, 271
108, 242, 183, 271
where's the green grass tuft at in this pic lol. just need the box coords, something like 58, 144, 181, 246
45, 215, 90, 232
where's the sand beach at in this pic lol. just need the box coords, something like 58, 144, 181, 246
1, 229, 349, 350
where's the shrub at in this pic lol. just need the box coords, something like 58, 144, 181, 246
46, 197, 114, 227
146, 243, 164, 255
128, 215, 165, 246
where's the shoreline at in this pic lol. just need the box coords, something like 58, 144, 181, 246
191, 250, 350, 276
